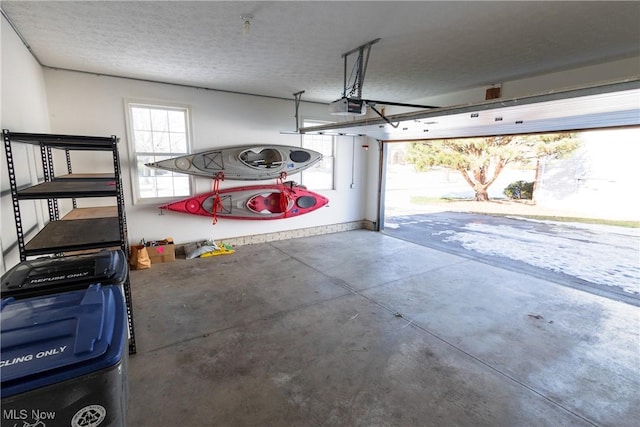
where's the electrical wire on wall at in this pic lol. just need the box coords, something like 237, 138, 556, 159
350, 136, 356, 189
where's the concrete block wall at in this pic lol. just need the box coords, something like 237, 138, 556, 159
175, 220, 374, 255
218, 220, 369, 247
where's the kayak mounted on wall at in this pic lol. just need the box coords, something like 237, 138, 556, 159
145, 145, 322, 180
159, 183, 329, 220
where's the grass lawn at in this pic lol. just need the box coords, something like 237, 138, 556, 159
408, 196, 640, 228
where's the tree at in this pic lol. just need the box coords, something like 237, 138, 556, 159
405, 133, 580, 201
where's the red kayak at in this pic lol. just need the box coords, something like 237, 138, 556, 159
159, 183, 328, 220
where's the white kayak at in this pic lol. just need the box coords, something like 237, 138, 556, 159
145, 144, 322, 180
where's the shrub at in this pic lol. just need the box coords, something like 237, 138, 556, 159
504, 181, 534, 200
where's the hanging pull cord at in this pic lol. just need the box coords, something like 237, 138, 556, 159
277, 172, 292, 214
211, 172, 225, 225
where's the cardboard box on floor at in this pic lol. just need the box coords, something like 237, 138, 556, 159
146, 238, 175, 264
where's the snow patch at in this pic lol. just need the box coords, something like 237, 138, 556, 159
444, 222, 640, 295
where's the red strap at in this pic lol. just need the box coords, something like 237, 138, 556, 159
277, 172, 291, 215
211, 172, 225, 225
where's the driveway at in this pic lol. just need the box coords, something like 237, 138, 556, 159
384, 211, 640, 306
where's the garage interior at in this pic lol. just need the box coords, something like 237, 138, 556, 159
126, 230, 639, 426
1, 2, 639, 427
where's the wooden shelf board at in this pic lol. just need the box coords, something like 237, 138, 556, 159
24, 218, 122, 255
62, 206, 119, 220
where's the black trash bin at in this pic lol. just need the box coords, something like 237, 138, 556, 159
1, 283, 128, 427
1, 249, 128, 300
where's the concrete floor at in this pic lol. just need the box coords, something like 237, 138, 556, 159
127, 230, 639, 427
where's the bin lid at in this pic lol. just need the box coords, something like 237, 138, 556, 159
0, 284, 126, 398
1, 249, 128, 300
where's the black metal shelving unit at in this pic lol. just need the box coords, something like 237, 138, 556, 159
3, 129, 137, 354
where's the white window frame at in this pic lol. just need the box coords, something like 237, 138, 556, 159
124, 100, 193, 205
300, 120, 336, 190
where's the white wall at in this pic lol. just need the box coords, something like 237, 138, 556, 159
42, 69, 368, 245
407, 56, 640, 112
501, 56, 640, 99
0, 16, 51, 273
363, 138, 382, 227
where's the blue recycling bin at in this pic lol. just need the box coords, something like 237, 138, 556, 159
1, 283, 128, 427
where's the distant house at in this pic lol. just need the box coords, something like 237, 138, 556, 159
535, 128, 640, 221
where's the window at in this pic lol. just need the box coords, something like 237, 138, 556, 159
126, 103, 191, 201
301, 120, 335, 190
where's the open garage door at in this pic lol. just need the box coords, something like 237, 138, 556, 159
381, 127, 640, 306
300, 79, 640, 305
382, 128, 640, 222
300, 79, 640, 140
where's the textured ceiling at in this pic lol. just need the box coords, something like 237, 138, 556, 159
2, 1, 639, 104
